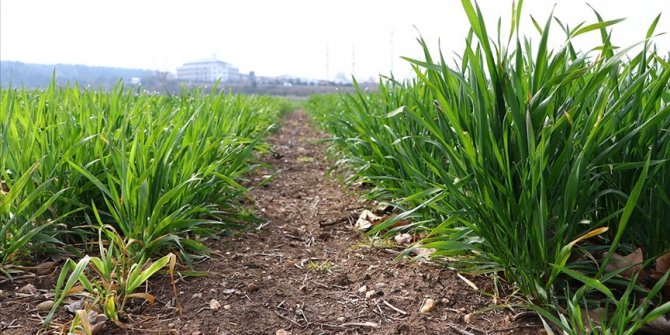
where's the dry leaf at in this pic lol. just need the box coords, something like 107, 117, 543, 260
33, 262, 57, 275
652, 251, 670, 298
355, 210, 381, 231
604, 248, 643, 279
383, 219, 412, 229
90, 311, 107, 324
125, 292, 156, 303
640, 314, 670, 335
580, 308, 607, 335
18, 283, 37, 295
90, 321, 106, 334
394, 233, 412, 244
657, 251, 670, 273
412, 247, 435, 259
14, 262, 58, 276
66, 299, 85, 313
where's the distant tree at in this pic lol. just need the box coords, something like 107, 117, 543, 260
0, 61, 155, 89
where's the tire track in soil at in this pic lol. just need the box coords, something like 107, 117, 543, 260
157, 110, 541, 335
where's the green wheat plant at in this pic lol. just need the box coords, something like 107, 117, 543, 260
308, 0, 670, 331
1, 80, 289, 330
0, 82, 288, 263
43, 226, 177, 327
0, 160, 65, 281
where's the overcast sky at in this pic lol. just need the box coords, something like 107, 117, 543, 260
1, 0, 668, 80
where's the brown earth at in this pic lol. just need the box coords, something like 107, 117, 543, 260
0, 110, 542, 335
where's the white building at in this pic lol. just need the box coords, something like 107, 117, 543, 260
176, 58, 240, 82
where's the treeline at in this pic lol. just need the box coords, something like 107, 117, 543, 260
0, 61, 157, 89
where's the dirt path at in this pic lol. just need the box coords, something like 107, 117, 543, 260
0, 110, 541, 335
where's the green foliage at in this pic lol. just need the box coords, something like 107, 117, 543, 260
0, 81, 287, 328
43, 226, 177, 327
0, 160, 64, 279
0, 82, 286, 267
308, 1, 670, 332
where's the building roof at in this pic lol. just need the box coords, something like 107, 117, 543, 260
181, 58, 229, 67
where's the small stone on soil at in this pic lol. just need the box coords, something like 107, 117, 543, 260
36, 300, 54, 311
420, 298, 436, 313
276, 329, 291, 335
358, 285, 368, 293
210, 299, 221, 310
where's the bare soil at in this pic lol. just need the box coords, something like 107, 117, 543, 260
0, 110, 542, 335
